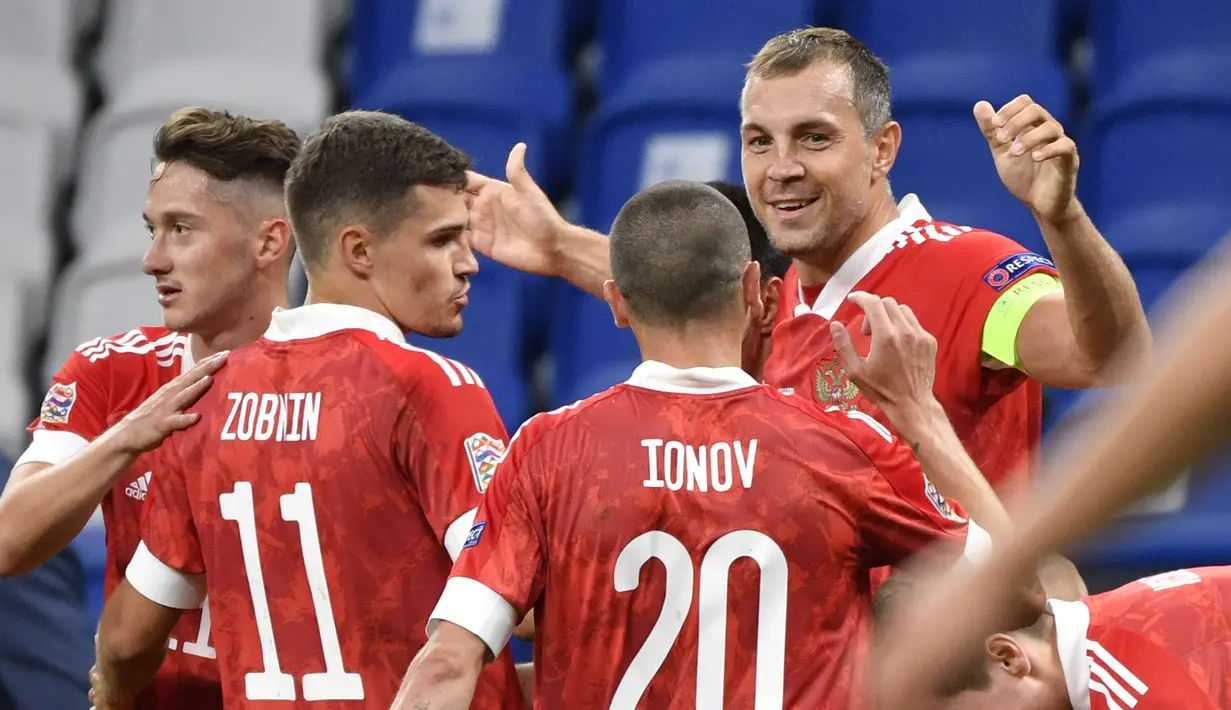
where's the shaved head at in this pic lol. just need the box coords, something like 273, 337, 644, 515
609, 180, 752, 326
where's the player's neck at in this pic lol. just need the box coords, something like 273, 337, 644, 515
634, 321, 745, 371
794, 188, 900, 287
302, 281, 397, 330
189, 282, 288, 361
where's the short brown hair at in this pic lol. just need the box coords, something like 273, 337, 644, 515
153, 107, 301, 189
284, 110, 470, 268
745, 27, 892, 136
610, 180, 751, 327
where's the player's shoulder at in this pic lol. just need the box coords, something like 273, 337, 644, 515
507, 386, 628, 453
763, 387, 898, 454
67, 326, 187, 374
900, 217, 1047, 266
348, 330, 489, 396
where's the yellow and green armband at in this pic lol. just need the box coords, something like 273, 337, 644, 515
981, 272, 1063, 369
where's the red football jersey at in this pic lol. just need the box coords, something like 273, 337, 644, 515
767, 195, 1058, 504
20, 327, 222, 709
432, 361, 979, 709
1051, 567, 1231, 710
129, 304, 524, 710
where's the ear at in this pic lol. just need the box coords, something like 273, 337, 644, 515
759, 275, 782, 334
986, 634, 1032, 679
742, 262, 764, 323
872, 120, 902, 181
255, 218, 294, 270
338, 225, 376, 278
602, 279, 630, 329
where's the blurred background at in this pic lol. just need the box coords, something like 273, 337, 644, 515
1, 0, 1229, 677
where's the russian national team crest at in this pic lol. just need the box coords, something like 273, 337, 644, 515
923, 475, 966, 523
464, 433, 507, 493
40, 382, 78, 425
814, 357, 860, 410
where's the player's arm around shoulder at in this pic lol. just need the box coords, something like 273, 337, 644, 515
0, 343, 226, 576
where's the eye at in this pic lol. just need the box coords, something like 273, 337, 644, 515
804, 133, 830, 148
747, 135, 771, 148
145, 223, 154, 238
173, 223, 190, 235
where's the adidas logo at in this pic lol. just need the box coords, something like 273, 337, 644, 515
125, 471, 152, 501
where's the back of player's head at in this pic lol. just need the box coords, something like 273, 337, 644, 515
745, 27, 892, 137
153, 107, 301, 192
704, 180, 790, 280
609, 180, 752, 326
284, 110, 470, 269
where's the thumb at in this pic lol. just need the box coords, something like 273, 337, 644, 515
973, 100, 999, 142
831, 321, 864, 375
505, 143, 545, 196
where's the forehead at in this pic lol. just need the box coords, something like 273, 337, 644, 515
741, 60, 859, 130
401, 184, 468, 230
145, 161, 223, 216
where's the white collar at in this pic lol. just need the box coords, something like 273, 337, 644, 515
626, 360, 760, 395
794, 193, 932, 319
180, 334, 196, 376
1048, 598, 1092, 710
262, 303, 406, 344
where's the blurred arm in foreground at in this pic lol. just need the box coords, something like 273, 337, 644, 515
873, 245, 1231, 709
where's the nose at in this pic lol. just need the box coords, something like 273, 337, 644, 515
766, 152, 806, 183
454, 239, 479, 278
142, 233, 171, 276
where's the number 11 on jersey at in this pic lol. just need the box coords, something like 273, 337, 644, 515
221, 481, 364, 702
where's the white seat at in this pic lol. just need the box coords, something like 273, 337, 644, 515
0, 60, 83, 178
0, 279, 32, 460
43, 259, 163, 385
0, 123, 56, 328
71, 113, 163, 261
0, 0, 76, 67
96, 0, 328, 95
107, 58, 329, 136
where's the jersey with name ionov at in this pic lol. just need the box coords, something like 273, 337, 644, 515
436, 362, 975, 708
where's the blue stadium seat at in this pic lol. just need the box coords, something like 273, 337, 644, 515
1089, 0, 1231, 100
842, 0, 1065, 64
548, 283, 640, 408
351, 57, 575, 194
348, 0, 571, 98
1099, 203, 1230, 315
348, 0, 576, 191
406, 258, 551, 430
1090, 101, 1231, 221
888, 58, 1070, 256
1072, 453, 1231, 569
598, 0, 816, 97
580, 58, 745, 234
70, 524, 107, 621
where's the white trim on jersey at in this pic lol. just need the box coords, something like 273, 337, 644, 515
14, 430, 89, 468
443, 508, 478, 562
626, 360, 760, 395
794, 193, 933, 320
126, 541, 207, 610
77, 330, 188, 368
1049, 598, 1094, 710
428, 576, 518, 658
963, 520, 993, 562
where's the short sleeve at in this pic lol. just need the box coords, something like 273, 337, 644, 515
931, 229, 1060, 369
17, 348, 113, 466
428, 424, 547, 657
856, 435, 971, 569
394, 367, 511, 548
140, 437, 204, 576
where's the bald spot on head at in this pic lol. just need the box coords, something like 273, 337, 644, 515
610, 180, 752, 327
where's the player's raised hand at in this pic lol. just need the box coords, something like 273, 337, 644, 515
465, 142, 569, 276
975, 96, 1079, 222
112, 350, 228, 454
831, 292, 939, 418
